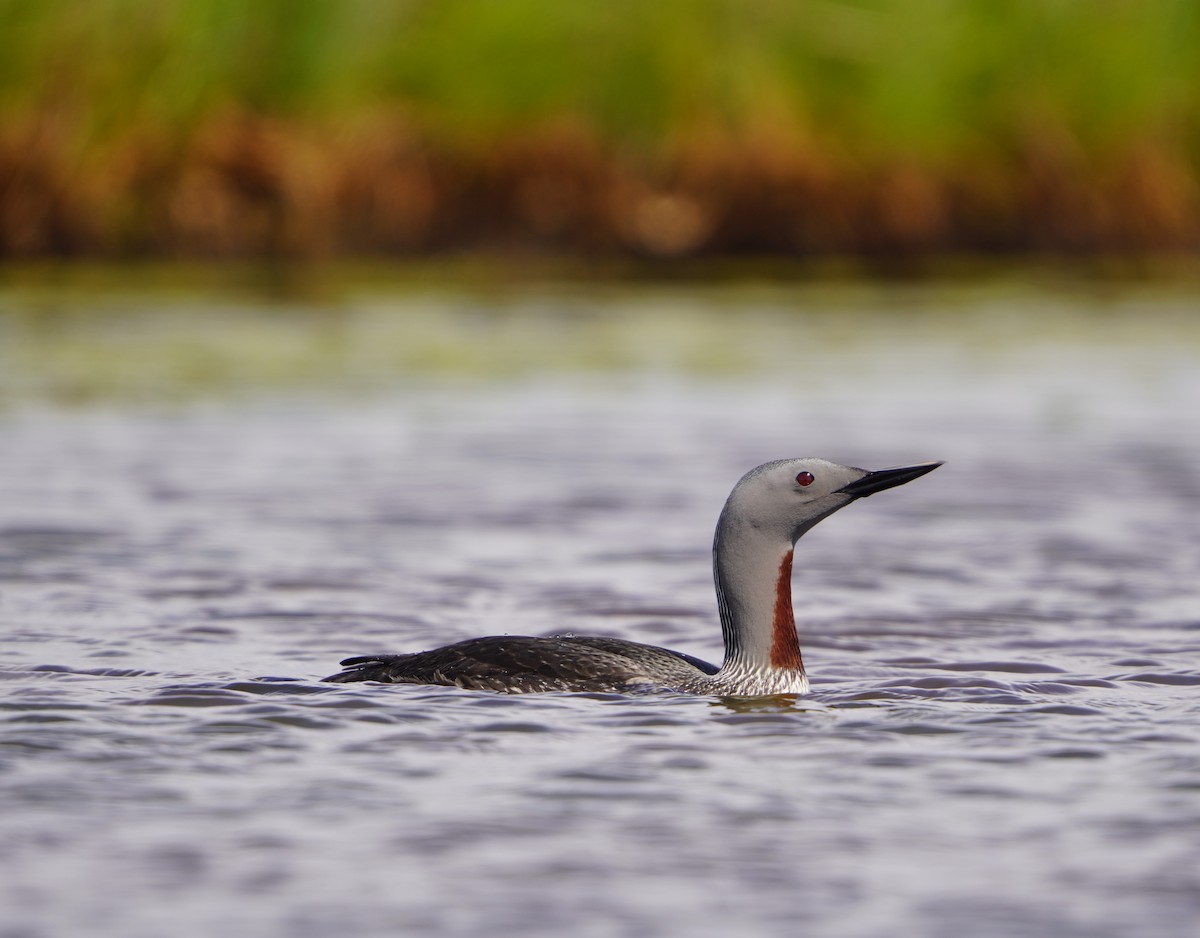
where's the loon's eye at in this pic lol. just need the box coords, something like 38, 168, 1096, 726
796, 471, 815, 487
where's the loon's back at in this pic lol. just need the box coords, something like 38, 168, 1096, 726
322, 634, 719, 694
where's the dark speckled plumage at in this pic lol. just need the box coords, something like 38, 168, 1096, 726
323, 635, 720, 693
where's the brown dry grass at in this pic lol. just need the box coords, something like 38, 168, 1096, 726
2, 111, 1198, 261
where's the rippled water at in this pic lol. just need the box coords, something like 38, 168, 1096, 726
2, 285, 1200, 938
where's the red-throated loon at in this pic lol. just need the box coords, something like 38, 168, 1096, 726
323, 458, 941, 695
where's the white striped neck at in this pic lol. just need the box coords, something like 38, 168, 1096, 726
711, 503, 808, 691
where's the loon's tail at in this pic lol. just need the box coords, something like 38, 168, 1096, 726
321, 654, 411, 683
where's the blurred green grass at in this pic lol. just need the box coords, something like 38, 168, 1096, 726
3, 2, 1195, 139
2, 1, 1199, 257
5, 0, 1197, 149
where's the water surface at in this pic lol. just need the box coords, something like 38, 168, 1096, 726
2, 283, 1199, 937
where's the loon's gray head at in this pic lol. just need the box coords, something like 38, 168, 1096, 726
720, 458, 943, 544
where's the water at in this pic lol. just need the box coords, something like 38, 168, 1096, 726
2, 284, 1199, 938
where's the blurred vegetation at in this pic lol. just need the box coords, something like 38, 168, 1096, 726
1, 0, 1198, 259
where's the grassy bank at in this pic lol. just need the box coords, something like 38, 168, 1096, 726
2, 0, 1198, 260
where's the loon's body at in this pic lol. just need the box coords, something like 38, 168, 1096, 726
326, 635, 724, 694
324, 458, 941, 695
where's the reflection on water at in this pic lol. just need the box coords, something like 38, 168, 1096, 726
1, 283, 1199, 938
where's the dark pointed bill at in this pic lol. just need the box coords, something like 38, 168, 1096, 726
836, 461, 943, 498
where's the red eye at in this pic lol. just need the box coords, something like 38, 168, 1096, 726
796, 471, 815, 486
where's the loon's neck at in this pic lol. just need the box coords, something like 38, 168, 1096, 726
711, 507, 807, 694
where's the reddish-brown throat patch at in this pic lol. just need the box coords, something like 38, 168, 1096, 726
770, 550, 804, 670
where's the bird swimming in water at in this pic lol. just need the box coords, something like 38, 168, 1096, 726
323, 458, 941, 696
